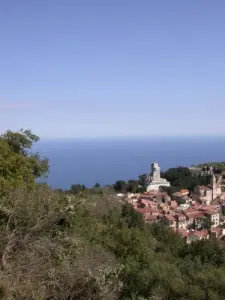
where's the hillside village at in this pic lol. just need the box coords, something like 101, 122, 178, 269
118, 162, 225, 243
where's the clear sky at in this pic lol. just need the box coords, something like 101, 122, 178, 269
1, 0, 225, 138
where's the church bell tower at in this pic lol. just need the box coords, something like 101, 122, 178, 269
210, 170, 217, 201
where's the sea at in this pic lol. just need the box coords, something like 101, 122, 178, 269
34, 136, 225, 190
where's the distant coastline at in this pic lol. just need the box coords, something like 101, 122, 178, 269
36, 136, 225, 189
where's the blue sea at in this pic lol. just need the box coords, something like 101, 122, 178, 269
35, 137, 225, 190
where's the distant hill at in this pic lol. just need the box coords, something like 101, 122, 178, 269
192, 162, 225, 171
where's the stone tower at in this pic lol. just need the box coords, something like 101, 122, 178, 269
146, 162, 170, 191
152, 162, 161, 181
210, 171, 217, 201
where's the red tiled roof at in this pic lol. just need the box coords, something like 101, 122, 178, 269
172, 192, 181, 197
191, 212, 205, 219
198, 205, 215, 211
146, 215, 158, 221
151, 209, 160, 215
185, 208, 196, 214
190, 230, 209, 238
138, 199, 152, 207
180, 189, 189, 193
165, 214, 176, 221
136, 207, 152, 214
211, 227, 221, 233
175, 213, 186, 220
204, 210, 219, 216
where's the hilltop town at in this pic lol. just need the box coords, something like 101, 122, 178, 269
118, 162, 225, 243
3, 129, 225, 299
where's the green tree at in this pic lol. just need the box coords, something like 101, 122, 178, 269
138, 174, 147, 186
113, 180, 128, 193
128, 180, 139, 193
70, 184, 86, 194
201, 217, 213, 230
0, 129, 48, 196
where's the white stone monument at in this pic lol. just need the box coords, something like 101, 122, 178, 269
146, 162, 170, 191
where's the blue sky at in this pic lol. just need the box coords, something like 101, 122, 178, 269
1, 0, 225, 138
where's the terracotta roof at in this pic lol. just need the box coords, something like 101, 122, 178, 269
211, 227, 221, 233
191, 212, 205, 219
175, 213, 186, 220
136, 207, 152, 214
180, 189, 189, 193
190, 230, 209, 238
185, 213, 196, 219
151, 209, 160, 215
204, 210, 219, 216
165, 214, 176, 221
198, 205, 215, 211
145, 215, 158, 221
185, 208, 196, 214
138, 199, 152, 207
172, 192, 181, 197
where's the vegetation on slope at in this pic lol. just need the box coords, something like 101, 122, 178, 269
192, 162, 225, 175
1, 130, 225, 299
112, 167, 211, 195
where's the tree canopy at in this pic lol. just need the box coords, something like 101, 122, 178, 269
0, 129, 48, 196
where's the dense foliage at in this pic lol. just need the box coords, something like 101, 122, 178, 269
0, 129, 48, 196
162, 167, 211, 193
1, 186, 225, 299
1, 130, 225, 299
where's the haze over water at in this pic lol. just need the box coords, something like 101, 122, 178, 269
36, 136, 225, 189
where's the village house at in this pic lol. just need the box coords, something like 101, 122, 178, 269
192, 174, 222, 204
136, 207, 152, 219
168, 200, 178, 210
184, 208, 197, 227
220, 215, 225, 226
177, 203, 190, 211
210, 227, 222, 240
193, 186, 212, 205
139, 193, 154, 200
149, 201, 158, 210
192, 212, 206, 229
145, 214, 159, 224
136, 199, 151, 208
186, 230, 209, 244
175, 213, 187, 229
172, 189, 190, 203
164, 214, 176, 228
183, 209, 205, 229
204, 210, 220, 228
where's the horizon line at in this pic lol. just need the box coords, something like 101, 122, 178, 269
39, 134, 225, 141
